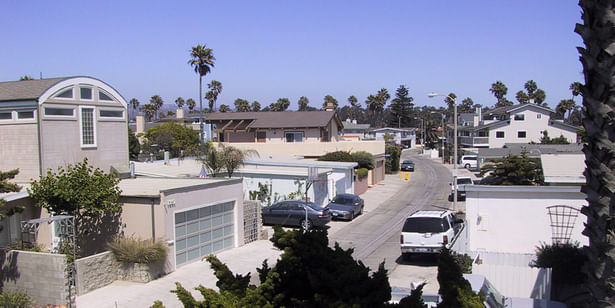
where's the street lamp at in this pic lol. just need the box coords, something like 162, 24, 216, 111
428, 92, 458, 210
431, 111, 445, 164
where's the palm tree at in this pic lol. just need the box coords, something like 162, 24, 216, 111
490, 81, 512, 108
19, 75, 33, 81
186, 98, 196, 113
298, 96, 309, 111
188, 44, 216, 139
207, 80, 223, 111
234, 98, 250, 112
251, 101, 261, 112
576, 1, 615, 306
322, 95, 338, 110
141, 104, 155, 121
218, 104, 230, 113
219, 144, 258, 178
175, 97, 185, 109
556, 99, 575, 121
205, 91, 216, 112
129, 98, 140, 121
375, 88, 390, 127
150, 95, 163, 120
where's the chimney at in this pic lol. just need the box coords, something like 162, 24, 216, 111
136, 114, 145, 135
529, 98, 535, 104
352, 119, 357, 124
176, 108, 185, 119
325, 101, 336, 111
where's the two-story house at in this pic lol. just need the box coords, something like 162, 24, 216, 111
369, 127, 416, 148
0, 76, 129, 183
450, 104, 580, 149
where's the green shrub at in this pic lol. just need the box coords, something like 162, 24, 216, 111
531, 241, 586, 285
0, 290, 34, 308
451, 252, 473, 274
351, 151, 375, 170
356, 168, 369, 180
317, 151, 354, 162
107, 237, 168, 264
385, 144, 401, 174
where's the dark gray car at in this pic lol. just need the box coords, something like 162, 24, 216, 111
326, 193, 364, 220
262, 200, 331, 230
401, 160, 415, 171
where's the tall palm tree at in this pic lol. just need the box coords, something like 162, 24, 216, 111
188, 44, 216, 139
208, 80, 223, 112
129, 98, 139, 121
570, 81, 583, 102
576, 1, 615, 306
251, 101, 261, 112
322, 95, 338, 110
150, 95, 163, 120
175, 97, 185, 109
298, 96, 309, 111
490, 81, 512, 108
234, 98, 251, 112
186, 98, 196, 113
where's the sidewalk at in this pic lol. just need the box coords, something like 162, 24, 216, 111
77, 170, 409, 307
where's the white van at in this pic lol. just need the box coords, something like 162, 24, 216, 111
460, 155, 478, 169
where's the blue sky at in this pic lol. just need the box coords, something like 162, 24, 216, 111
1, 1, 583, 111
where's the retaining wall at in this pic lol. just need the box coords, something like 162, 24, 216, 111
75, 251, 164, 295
0, 249, 69, 306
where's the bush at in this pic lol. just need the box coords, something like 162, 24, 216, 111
451, 252, 473, 274
0, 290, 34, 308
317, 151, 354, 162
107, 237, 168, 264
351, 151, 375, 170
356, 168, 369, 180
385, 144, 401, 174
531, 241, 586, 285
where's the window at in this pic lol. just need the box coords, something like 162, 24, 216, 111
98, 91, 113, 101
517, 131, 527, 138
496, 131, 504, 138
80, 87, 92, 100
514, 114, 525, 121
45, 107, 74, 117
80, 106, 96, 147
0, 112, 12, 120
17, 110, 34, 119
99, 109, 124, 118
537, 114, 541, 119
55, 88, 73, 99
285, 131, 304, 142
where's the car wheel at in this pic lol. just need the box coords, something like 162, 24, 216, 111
402, 253, 412, 261
349, 212, 354, 220
359, 206, 363, 215
301, 219, 313, 230
464, 164, 471, 169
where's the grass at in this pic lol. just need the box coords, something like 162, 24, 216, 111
107, 237, 168, 264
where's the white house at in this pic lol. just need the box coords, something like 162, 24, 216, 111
369, 127, 416, 148
452, 104, 580, 149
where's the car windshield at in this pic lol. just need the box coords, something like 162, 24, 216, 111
305, 202, 325, 212
457, 178, 473, 185
402, 160, 413, 164
402, 217, 448, 233
332, 196, 354, 204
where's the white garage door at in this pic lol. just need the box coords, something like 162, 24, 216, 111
174, 201, 235, 267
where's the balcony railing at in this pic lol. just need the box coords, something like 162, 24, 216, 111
459, 136, 489, 147
215, 140, 386, 156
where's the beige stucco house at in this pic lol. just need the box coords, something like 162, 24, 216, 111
0, 76, 129, 183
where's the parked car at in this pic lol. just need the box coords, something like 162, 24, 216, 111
400, 160, 415, 172
449, 176, 474, 201
400, 210, 463, 259
459, 155, 478, 169
261, 200, 331, 230
326, 193, 364, 220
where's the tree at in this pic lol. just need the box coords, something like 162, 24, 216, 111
385, 144, 401, 174
540, 131, 570, 144
150, 95, 164, 120
0, 169, 22, 231
234, 98, 251, 112
270, 98, 290, 111
141, 103, 156, 121
189, 44, 216, 139
28, 158, 121, 223
459, 97, 475, 113
322, 95, 338, 110
143, 122, 200, 157
297, 96, 310, 111
129, 98, 140, 120
186, 98, 196, 112
218, 144, 257, 177
515, 80, 547, 104
437, 248, 484, 308
389, 85, 414, 128
251, 101, 261, 112
218, 104, 230, 112
19, 75, 33, 81
576, 2, 615, 305
479, 152, 544, 185
347, 95, 359, 120
444, 93, 457, 119
198, 144, 224, 176
490, 81, 513, 108
570, 81, 583, 100
175, 97, 185, 109
556, 99, 576, 120
207, 80, 223, 112
128, 128, 140, 159
160, 226, 394, 307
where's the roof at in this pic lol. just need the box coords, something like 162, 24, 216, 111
540, 154, 585, 184
118, 177, 238, 197
205, 111, 342, 129
0, 77, 69, 101
408, 210, 450, 218
342, 121, 370, 130
370, 127, 416, 133
479, 144, 582, 159
244, 157, 357, 169
484, 103, 554, 116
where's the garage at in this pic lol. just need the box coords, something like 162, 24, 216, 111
174, 201, 235, 266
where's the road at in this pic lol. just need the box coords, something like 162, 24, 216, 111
328, 150, 456, 293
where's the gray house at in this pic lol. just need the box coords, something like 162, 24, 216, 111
0, 76, 129, 183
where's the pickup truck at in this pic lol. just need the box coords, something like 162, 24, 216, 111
400, 210, 463, 259
450, 176, 473, 201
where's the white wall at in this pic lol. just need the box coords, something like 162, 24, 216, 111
239, 173, 331, 206
465, 185, 588, 254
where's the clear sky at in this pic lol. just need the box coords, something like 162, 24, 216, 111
0, 1, 584, 111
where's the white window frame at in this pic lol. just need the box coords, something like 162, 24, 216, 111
98, 90, 114, 102
517, 131, 527, 138
99, 109, 125, 120
537, 114, 542, 119
16, 109, 36, 120
44, 107, 76, 118
54, 87, 74, 100
0, 110, 13, 121
79, 106, 97, 148
285, 131, 305, 143
79, 87, 94, 101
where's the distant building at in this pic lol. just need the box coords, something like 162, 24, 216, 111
369, 127, 416, 148
341, 119, 371, 140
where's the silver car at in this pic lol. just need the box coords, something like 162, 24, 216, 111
262, 200, 331, 230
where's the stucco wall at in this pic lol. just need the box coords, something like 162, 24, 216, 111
465, 185, 588, 254
228, 131, 255, 142
0, 121, 40, 182
0, 249, 69, 306
120, 198, 156, 239
219, 140, 385, 158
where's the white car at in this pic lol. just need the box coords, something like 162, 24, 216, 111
450, 176, 473, 200
460, 155, 478, 169
400, 210, 463, 259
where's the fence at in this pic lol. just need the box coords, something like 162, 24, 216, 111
243, 200, 264, 243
